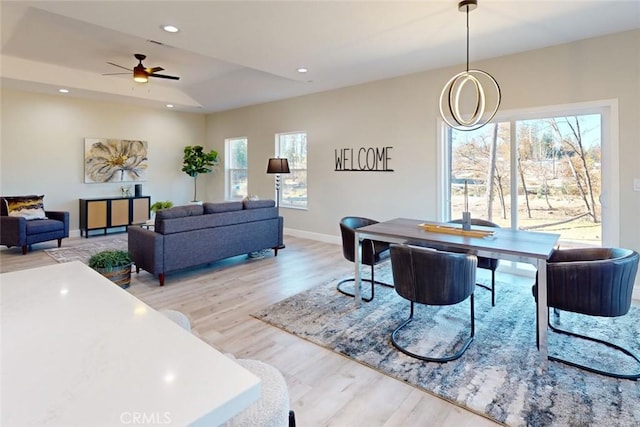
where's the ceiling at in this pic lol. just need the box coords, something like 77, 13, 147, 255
2, 1, 639, 113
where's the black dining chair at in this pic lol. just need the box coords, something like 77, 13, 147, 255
532, 247, 640, 380
390, 244, 478, 362
337, 216, 392, 302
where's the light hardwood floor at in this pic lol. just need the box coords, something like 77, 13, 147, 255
1, 234, 501, 427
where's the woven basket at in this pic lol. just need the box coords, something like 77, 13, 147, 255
95, 264, 132, 289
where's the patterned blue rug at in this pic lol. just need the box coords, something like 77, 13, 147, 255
253, 264, 640, 426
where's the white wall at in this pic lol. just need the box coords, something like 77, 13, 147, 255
0, 91, 207, 234
1, 30, 638, 289
206, 30, 639, 249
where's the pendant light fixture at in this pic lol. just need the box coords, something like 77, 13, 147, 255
439, 0, 501, 131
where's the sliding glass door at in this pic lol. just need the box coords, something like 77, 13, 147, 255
440, 102, 617, 248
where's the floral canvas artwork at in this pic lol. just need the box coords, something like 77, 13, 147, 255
84, 138, 148, 183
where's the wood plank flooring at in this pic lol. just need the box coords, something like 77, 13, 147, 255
1, 235, 501, 427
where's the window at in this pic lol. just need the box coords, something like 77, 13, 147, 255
275, 131, 307, 209
225, 137, 248, 200
438, 101, 618, 249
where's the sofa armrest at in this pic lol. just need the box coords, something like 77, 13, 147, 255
128, 226, 164, 278
46, 211, 70, 237
0, 216, 27, 246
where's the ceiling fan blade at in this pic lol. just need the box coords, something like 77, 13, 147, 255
146, 67, 164, 73
106, 62, 132, 71
149, 73, 180, 80
102, 72, 131, 76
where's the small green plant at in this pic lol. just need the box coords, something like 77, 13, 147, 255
150, 200, 173, 213
88, 250, 132, 272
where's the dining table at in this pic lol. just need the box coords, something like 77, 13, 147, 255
353, 218, 560, 361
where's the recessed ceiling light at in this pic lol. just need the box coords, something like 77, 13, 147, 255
162, 25, 179, 33
58, 88, 69, 93
297, 68, 308, 73
166, 104, 174, 108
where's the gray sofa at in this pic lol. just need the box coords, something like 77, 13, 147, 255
128, 199, 283, 285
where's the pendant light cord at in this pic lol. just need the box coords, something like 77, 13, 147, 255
466, 4, 470, 72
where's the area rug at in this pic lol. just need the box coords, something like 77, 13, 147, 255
44, 237, 128, 265
253, 265, 640, 426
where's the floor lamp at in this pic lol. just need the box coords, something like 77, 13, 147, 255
266, 158, 290, 208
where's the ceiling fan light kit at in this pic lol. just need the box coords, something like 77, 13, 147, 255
439, 0, 501, 131
105, 53, 180, 84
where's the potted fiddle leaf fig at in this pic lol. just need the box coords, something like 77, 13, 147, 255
88, 249, 133, 289
181, 145, 219, 202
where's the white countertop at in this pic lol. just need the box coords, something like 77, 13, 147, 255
1, 261, 260, 427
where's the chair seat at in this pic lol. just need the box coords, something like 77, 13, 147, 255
25, 218, 65, 234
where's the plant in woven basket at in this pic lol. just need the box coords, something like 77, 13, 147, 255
88, 250, 133, 289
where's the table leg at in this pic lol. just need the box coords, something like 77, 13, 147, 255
536, 258, 548, 362
354, 231, 361, 308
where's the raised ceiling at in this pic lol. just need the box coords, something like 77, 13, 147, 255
2, 1, 639, 113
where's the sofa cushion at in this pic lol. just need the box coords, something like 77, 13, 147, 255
3, 195, 48, 220
156, 204, 203, 220
243, 199, 275, 210
204, 201, 243, 214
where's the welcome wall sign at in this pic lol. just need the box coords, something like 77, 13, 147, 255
334, 146, 393, 172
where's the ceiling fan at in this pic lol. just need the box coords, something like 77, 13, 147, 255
104, 53, 180, 83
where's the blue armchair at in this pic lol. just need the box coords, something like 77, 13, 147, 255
1, 196, 69, 254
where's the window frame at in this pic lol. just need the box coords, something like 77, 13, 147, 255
275, 131, 308, 210
437, 99, 619, 247
224, 136, 248, 201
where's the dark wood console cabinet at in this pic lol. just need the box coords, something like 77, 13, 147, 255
79, 196, 150, 237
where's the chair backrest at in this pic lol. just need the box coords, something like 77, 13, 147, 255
390, 244, 477, 306
546, 247, 639, 316
339, 216, 378, 264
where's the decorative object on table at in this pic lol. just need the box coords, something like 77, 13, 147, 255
0, 195, 69, 254
134, 184, 142, 197
532, 247, 640, 380
253, 265, 640, 426
84, 138, 148, 183
266, 158, 290, 208
439, 0, 501, 131
120, 185, 131, 197
181, 145, 219, 202
461, 179, 472, 230
88, 249, 133, 289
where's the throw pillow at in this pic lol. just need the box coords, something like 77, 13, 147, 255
4, 195, 47, 220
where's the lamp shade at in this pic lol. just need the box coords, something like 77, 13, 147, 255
266, 158, 290, 174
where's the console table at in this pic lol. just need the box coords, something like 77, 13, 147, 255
79, 196, 150, 237
1, 262, 261, 426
